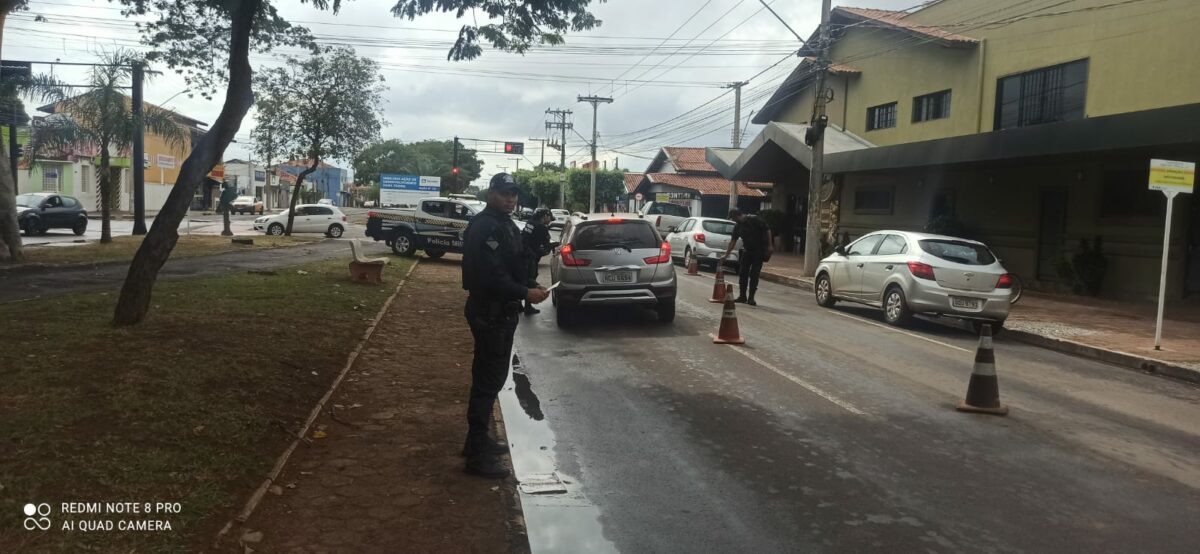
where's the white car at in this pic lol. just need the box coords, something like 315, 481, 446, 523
665, 217, 740, 269
317, 198, 334, 206
549, 209, 569, 230
254, 204, 348, 238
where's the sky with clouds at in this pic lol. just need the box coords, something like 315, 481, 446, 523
2, 0, 919, 185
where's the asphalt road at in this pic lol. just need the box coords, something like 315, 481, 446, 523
507, 265, 1200, 553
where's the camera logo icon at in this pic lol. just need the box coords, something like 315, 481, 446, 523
23, 503, 51, 531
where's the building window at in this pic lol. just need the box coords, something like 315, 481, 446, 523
42, 166, 61, 192
995, 59, 1088, 130
854, 186, 894, 215
1100, 168, 1162, 219
81, 165, 90, 193
866, 102, 897, 131
913, 90, 951, 123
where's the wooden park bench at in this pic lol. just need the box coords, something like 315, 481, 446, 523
349, 240, 389, 284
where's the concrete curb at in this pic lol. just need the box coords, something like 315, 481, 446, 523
757, 269, 1200, 386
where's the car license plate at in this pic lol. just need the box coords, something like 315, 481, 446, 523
604, 271, 634, 283
951, 296, 981, 310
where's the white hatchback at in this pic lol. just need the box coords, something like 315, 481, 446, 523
665, 217, 740, 269
254, 204, 348, 238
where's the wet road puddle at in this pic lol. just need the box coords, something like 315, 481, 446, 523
500, 352, 618, 553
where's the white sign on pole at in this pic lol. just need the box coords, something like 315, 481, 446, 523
634, 192, 643, 201
1149, 159, 1195, 350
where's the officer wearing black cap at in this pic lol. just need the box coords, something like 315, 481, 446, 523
460, 172, 549, 477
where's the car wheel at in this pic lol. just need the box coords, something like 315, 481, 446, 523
656, 298, 676, 323
556, 301, 574, 327
327, 224, 344, 238
390, 230, 417, 257
883, 286, 913, 326
72, 219, 87, 236
815, 272, 836, 308
22, 218, 39, 237
971, 319, 1005, 336
267, 223, 285, 236
424, 250, 445, 259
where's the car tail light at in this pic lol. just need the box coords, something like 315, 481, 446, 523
644, 241, 671, 264
367, 211, 376, 218
694, 232, 706, 243
656, 216, 662, 228
996, 273, 1014, 288
606, 218, 623, 224
342, 216, 347, 222
907, 261, 936, 280
560, 244, 591, 267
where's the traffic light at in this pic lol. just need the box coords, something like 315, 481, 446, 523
451, 167, 459, 176
504, 141, 524, 155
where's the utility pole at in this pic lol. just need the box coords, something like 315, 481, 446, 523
509, 157, 521, 172
527, 137, 548, 167
577, 95, 612, 213
451, 136, 459, 193
804, 0, 833, 276
131, 61, 147, 235
724, 80, 748, 210
545, 108, 573, 208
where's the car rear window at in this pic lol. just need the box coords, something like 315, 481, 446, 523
918, 239, 996, 265
573, 221, 659, 250
702, 220, 735, 235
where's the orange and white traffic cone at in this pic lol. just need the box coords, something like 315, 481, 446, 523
709, 268, 726, 303
712, 284, 745, 345
956, 324, 1009, 416
686, 251, 699, 276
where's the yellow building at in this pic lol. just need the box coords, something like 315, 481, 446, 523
709, 0, 1200, 300
29, 94, 219, 212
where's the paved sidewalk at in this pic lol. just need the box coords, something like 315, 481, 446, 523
229, 259, 525, 553
756, 252, 1200, 382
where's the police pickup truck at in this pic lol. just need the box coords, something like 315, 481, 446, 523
366, 196, 523, 257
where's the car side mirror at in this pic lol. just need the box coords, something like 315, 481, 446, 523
834, 244, 847, 256
667, 226, 677, 233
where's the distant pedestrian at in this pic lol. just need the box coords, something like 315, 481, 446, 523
460, 173, 549, 478
522, 208, 554, 315
721, 208, 773, 306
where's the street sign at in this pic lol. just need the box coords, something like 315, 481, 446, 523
655, 193, 669, 203
157, 154, 175, 169
1148, 159, 1195, 351
1148, 159, 1195, 193
380, 174, 441, 206
634, 192, 643, 201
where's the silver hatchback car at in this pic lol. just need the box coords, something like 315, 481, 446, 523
549, 213, 677, 326
814, 230, 1013, 331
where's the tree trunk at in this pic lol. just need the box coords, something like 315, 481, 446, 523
99, 152, 113, 244
0, 8, 24, 263
284, 159, 319, 236
113, 0, 263, 326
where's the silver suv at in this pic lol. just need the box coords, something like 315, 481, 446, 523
814, 230, 1013, 332
549, 213, 677, 326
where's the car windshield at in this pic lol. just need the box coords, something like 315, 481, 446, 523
573, 221, 659, 250
701, 220, 735, 235
15, 194, 41, 208
918, 239, 997, 265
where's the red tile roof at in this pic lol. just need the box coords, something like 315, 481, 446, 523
802, 56, 861, 75
277, 172, 297, 185
646, 173, 766, 197
835, 7, 978, 46
661, 147, 716, 173
623, 172, 644, 193
280, 159, 337, 169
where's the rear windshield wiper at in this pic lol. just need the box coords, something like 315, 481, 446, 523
590, 242, 633, 252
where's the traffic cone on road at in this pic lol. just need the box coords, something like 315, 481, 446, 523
712, 285, 745, 345
956, 324, 1009, 416
709, 268, 727, 303
686, 252, 699, 275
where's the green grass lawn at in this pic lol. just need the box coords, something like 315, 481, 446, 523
18, 235, 321, 266
0, 257, 414, 553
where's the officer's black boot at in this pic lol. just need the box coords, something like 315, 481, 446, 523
461, 435, 509, 457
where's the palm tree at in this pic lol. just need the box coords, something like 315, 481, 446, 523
23, 50, 189, 243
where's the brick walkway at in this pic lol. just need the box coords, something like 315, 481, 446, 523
229, 259, 525, 553
758, 252, 1200, 372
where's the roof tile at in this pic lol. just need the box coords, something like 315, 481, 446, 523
646, 173, 766, 197
662, 147, 716, 173
836, 6, 978, 45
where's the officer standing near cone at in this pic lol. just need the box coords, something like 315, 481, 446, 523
720, 208, 773, 306
461, 173, 549, 477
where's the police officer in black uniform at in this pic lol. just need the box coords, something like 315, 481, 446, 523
461, 173, 549, 477
522, 208, 554, 315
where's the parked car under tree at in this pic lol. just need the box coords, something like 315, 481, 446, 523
15, 192, 88, 236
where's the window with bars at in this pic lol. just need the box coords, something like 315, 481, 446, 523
42, 166, 61, 192
866, 102, 897, 131
995, 59, 1088, 130
81, 165, 90, 192
913, 90, 951, 123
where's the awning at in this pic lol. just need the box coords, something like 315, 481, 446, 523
825, 102, 1200, 174
705, 122, 874, 182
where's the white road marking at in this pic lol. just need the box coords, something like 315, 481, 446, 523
731, 347, 869, 416
822, 309, 972, 354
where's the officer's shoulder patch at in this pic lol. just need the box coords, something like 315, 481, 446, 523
486, 238, 499, 250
